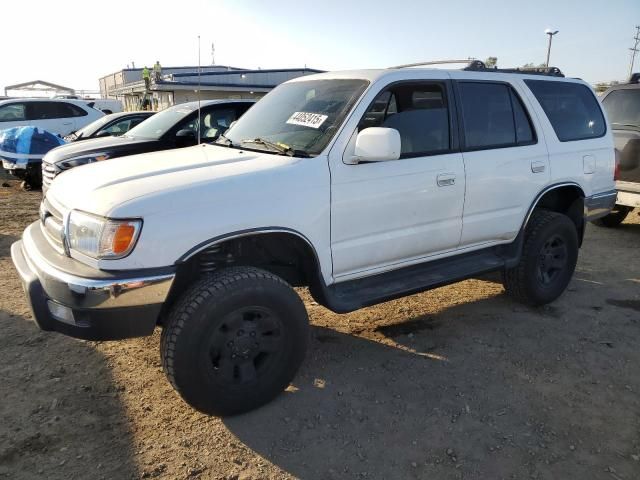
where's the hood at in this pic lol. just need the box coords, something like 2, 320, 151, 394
46, 144, 294, 216
44, 135, 153, 164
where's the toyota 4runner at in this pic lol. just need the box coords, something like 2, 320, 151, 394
12, 62, 616, 416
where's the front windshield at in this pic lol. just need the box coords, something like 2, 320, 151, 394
222, 79, 369, 156
73, 115, 112, 138
126, 104, 195, 139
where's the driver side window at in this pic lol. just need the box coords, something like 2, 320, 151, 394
358, 82, 451, 158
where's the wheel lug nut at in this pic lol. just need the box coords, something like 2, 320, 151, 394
250, 331, 256, 337
227, 341, 234, 347
237, 330, 244, 336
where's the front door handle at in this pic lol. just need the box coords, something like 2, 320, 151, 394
437, 173, 456, 187
531, 161, 546, 173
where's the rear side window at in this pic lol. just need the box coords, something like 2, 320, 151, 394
601, 89, 640, 127
525, 80, 605, 142
58, 102, 87, 117
457, 82, 535, 150
25, 102, 87, 120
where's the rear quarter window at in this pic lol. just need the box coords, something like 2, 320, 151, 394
525, 80, 605, 142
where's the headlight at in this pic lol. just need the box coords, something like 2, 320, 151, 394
60, 152, 110, 169
66, 210, 142, 259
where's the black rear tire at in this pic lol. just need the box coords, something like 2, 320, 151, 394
161, 266, 309, 416
502, 210, 578, 306
593, 205, 631, 228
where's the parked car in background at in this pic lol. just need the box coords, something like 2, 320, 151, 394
54, 96, 123, 114
41, 99, 254, 192
13, 64, 616, 416
596, 74, 640, 227
64, 111, 155, 142
0, 98, 104, 137
84, 99, 123, 114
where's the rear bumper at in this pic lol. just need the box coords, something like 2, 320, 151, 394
615, 182, 640, 208
11, 223, 175, 340
584, 189, 617, 221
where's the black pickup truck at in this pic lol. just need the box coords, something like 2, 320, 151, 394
597, 74, 640, 227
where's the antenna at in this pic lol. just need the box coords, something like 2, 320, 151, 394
197, 35, 202, 145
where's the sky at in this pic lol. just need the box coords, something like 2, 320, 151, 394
0, 0, 638, 94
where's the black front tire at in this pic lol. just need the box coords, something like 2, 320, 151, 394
161, 267, 309, 416
593, 205, 632, 228
502, 210, 578, 306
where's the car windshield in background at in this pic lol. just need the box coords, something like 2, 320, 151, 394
72, 115, 112, 139
126, 105, 195, 139
602, 89, 640, 127
221, 79, 369, 156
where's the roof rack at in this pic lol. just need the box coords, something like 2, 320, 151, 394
390, 59, 565, 77
464, 60, 565, 77
389, 59, 477, 69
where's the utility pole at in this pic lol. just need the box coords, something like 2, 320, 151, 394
629, 25, 640, 78
211, 43, 215, 65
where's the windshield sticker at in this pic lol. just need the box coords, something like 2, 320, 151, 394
286, 112, 328, 129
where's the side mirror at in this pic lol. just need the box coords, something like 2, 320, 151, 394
176, 129, 196, 139
350, 127, 401, 164
95, 130, 112, 138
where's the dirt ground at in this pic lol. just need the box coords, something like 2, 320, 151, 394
0, 174, 639, 480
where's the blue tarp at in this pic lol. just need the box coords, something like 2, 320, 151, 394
0, 126, 66, 169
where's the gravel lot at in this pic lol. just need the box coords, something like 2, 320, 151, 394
1, 174, 639, 480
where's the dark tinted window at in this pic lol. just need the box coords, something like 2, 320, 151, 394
25, 101, 87, 120
602, 89, 640, 127
458, 82, 535, 149
525, 80, 605, 141
63, 103, 88, 117
511, 89, 534, 144
0, 103, 26, 121
359, 83, 450, 156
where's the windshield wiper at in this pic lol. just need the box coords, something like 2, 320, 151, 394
240, 138, 310, 157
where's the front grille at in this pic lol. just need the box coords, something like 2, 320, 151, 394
40, 198, 65, 254
41, 160, 63, 192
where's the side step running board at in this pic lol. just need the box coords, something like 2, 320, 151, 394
322, 247, 510, 314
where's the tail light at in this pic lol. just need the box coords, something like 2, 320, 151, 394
614, 149, 621, 181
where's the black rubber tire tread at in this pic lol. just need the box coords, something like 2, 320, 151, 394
593, 205, 632, 228
161, 266, 309, 416
502, 210, 578, 306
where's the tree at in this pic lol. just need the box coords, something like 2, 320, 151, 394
485, 57, 498, 68
522, 62, 547, 69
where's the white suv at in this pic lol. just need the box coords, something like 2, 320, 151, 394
12, 63, 616, 416
0, 98, 104, 136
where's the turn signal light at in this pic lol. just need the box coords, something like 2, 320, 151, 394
112, 224, 137, 254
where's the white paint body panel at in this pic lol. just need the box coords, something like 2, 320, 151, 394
42, 68, 615, 287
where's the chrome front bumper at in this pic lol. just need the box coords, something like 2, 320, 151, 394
11, 222, 176, 340
584, 189, 618, 221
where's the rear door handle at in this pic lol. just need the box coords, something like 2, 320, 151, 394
437, 173, 456, 187
62, 122, 73, 126
531, 161, 546, 173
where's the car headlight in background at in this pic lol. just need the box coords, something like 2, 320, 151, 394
60, 152, 111, 169
66, 210, 142, 259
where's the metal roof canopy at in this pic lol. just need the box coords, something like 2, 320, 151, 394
4, 80, 75, 97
